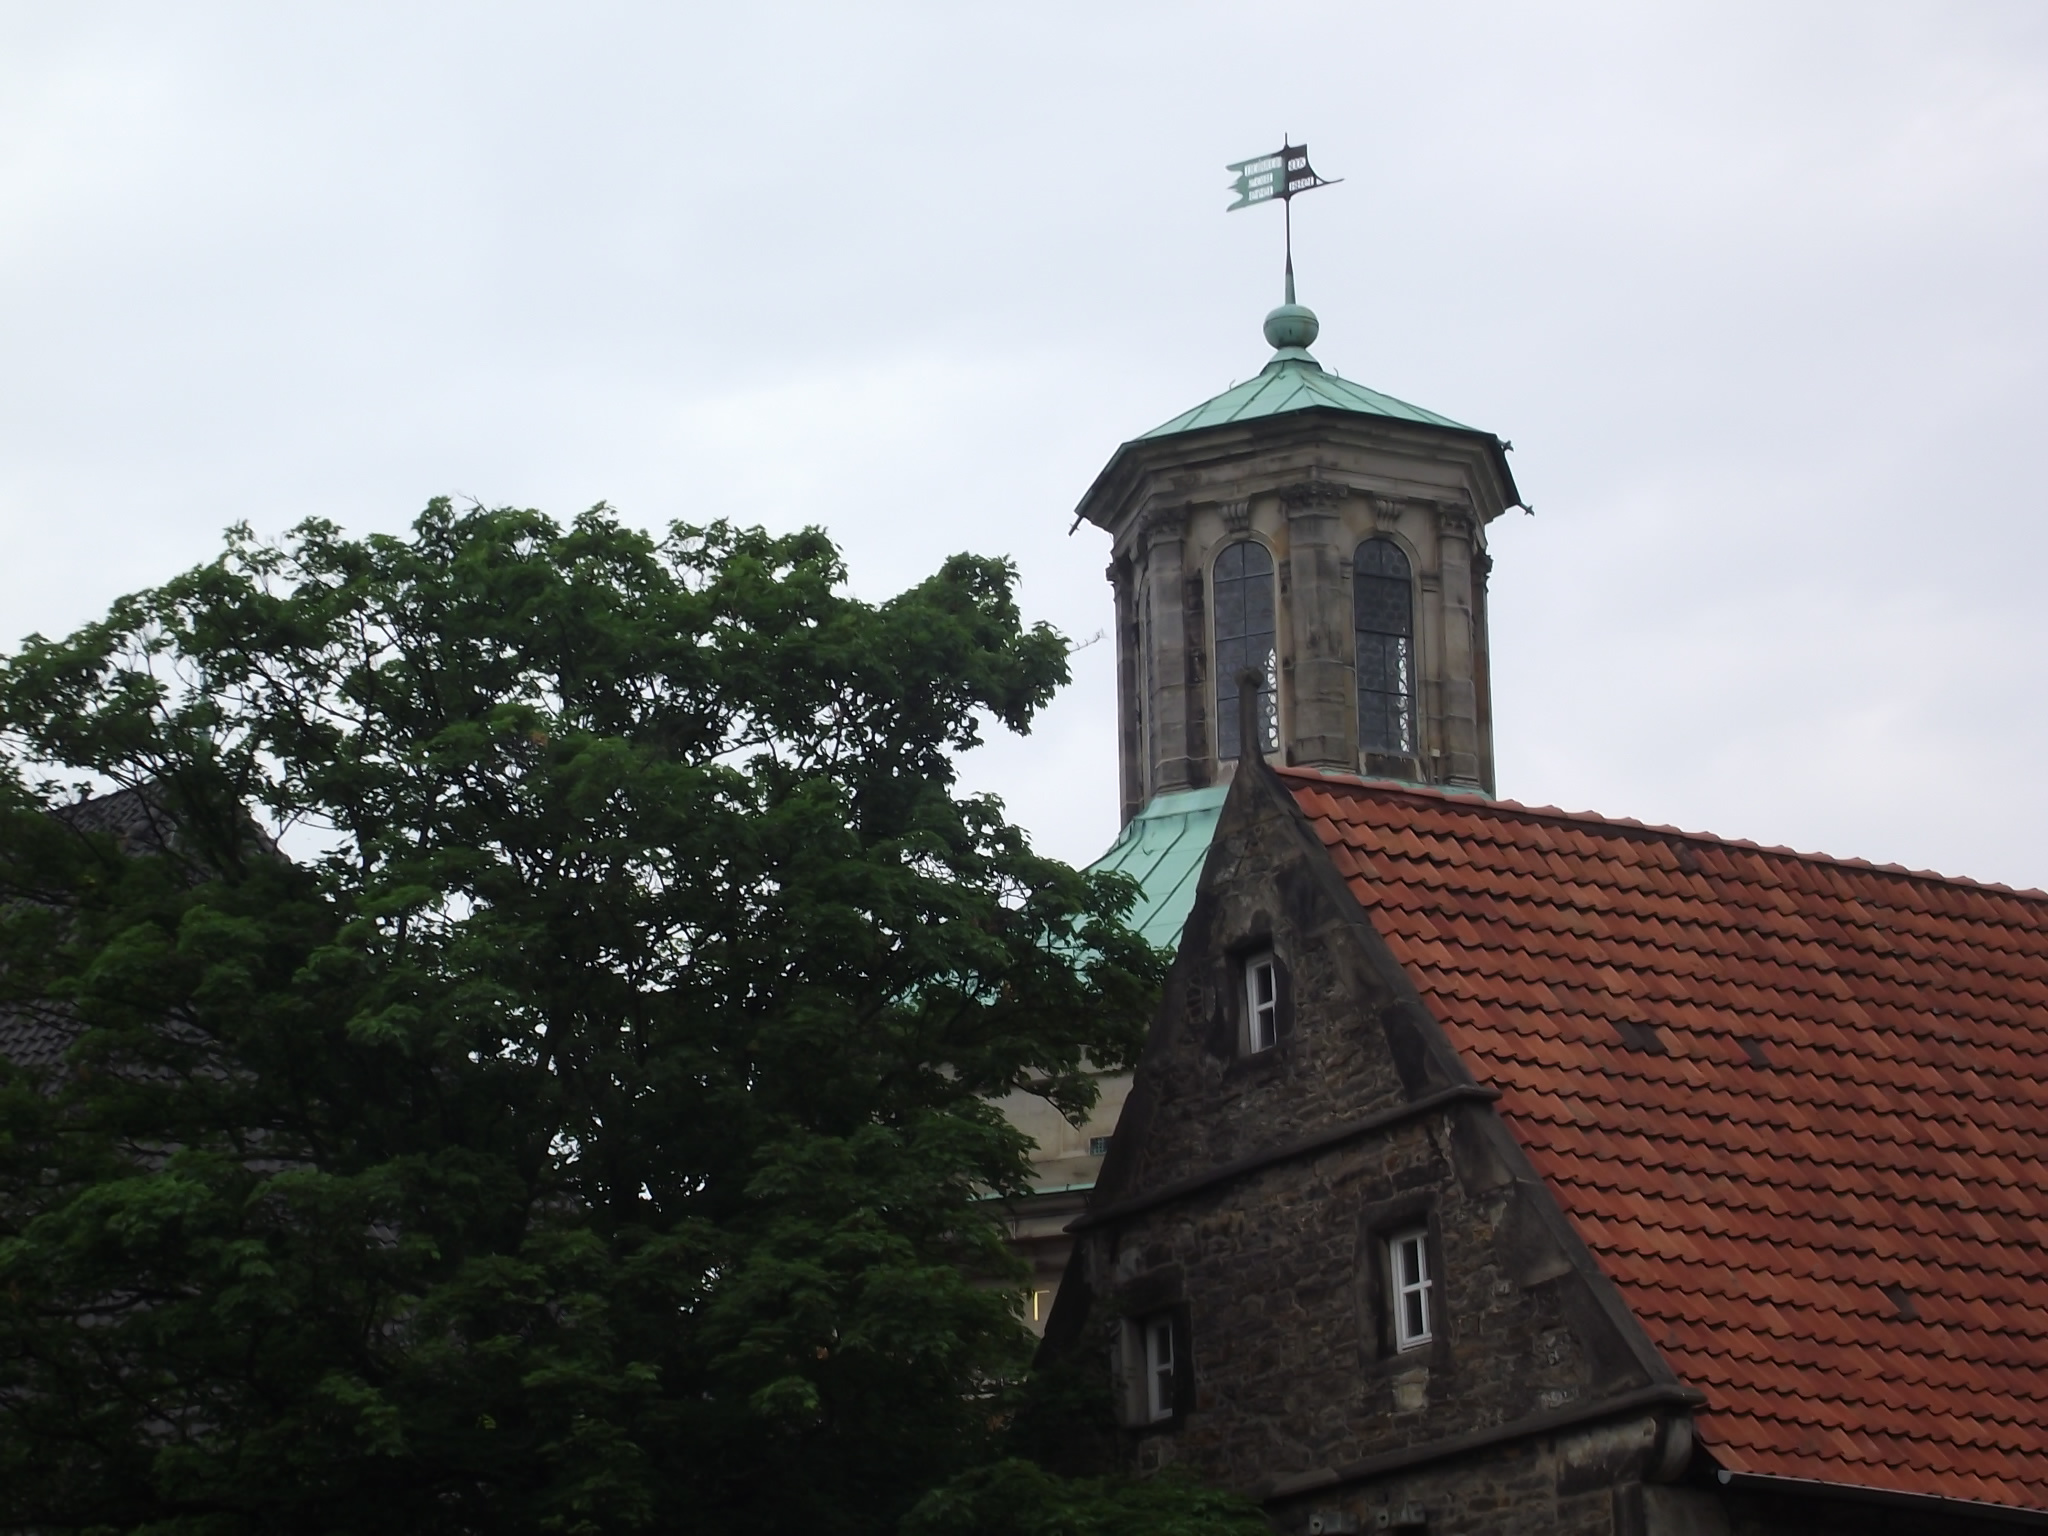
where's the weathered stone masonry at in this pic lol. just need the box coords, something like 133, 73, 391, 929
1044, 752, 1707, 1534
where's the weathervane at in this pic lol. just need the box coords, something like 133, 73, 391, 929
1226, 137, 1340, 303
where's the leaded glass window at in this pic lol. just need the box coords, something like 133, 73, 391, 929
1213, 540, 1278, 760
1355, 539, 1415, 756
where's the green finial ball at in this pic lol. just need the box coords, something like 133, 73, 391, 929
1264, 303, 1319, 351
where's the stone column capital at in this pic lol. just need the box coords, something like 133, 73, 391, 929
1136, 501, 1190, 547
1437, 505, 1478, 543
1280, 474, 1349, 512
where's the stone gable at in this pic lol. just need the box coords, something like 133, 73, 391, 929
1046, 753, 1699, 1531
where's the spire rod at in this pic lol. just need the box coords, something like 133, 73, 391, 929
1284, 197, 1296, 304
1283, 132, 1295, 303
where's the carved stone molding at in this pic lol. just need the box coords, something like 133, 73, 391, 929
1281, 475, 1348, 511
1438, 506, 1478, 542
1221, 499, 1252, 534
1372, 496, 1405, 532
1136, 500, 1191, 547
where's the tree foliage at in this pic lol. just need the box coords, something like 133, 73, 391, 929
0, 503, 1180, 1535
902, 1459, 1270, 1536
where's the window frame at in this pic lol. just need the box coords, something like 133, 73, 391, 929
1143, 1313, 1176, 1422
1353, 536, 1417, 761
1243, 951, 1279, 1054
1118, 1303, 1191, 1428
1387, 1227, 1434, 1352
1211, 537, 1280, 761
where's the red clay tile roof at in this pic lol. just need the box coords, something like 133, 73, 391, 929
1282, 768, 2048, 1512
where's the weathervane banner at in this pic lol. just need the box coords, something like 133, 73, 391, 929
1226, 142, 1337, 211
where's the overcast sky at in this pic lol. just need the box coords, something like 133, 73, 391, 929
4, 2, 2046, 888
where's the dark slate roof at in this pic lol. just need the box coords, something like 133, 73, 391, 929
0, 787, 171, 1073
1285, 769, 2048, 1511
0, 1006, 79, 1071
52, 784, 173, 851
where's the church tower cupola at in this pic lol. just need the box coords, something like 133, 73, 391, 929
1076, 298, 1521, 822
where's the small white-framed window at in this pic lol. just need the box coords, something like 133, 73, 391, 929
1144, 1314, 1176, 1421
1243, 952, 1278, 1053
1388, 1228, 1434, 1350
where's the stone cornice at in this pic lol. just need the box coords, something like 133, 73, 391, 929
1077, 410, 1520, 541
1066, 1083, 1500, 1233
1259, 1385, 1707, 1504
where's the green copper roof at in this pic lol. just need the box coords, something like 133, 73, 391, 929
1086, 785, 1227, 951
1073, 298, 1522, 547
1139, 351, 1475, 441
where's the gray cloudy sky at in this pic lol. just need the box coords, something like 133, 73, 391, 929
4, 3, 2046, 887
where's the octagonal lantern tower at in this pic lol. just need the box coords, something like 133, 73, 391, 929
1075, 299, 1522, 824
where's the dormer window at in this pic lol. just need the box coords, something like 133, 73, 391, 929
1243, 951, 1278, 1054
1388, 1229, 1434, 1350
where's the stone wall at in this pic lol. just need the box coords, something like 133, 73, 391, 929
1267, 1418, 1695, 1536
1089, 1113, 1667, 1494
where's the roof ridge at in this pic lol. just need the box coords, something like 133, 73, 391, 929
1278, 768, 2048, 902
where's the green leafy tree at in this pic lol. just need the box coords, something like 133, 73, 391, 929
902, 1459, 1269, 1536
0, 502, 1192, 1535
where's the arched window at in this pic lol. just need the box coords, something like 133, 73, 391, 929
1355, 539, 1415, 757
1214, 540, 1278, 760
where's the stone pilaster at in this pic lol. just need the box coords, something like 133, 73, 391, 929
1472, 543, 1496, 798
1110, 556, 1144, 823
1435, 505, 1482, 788
1282, 476, 1353, 770
1140, 507, 1197, 794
